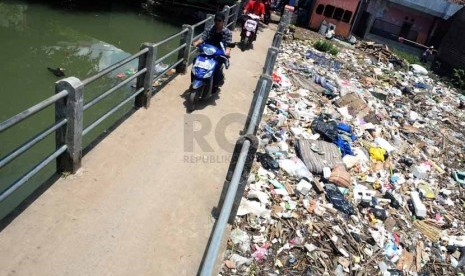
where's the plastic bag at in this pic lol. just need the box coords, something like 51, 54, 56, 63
252, 243, 270, 262
256, 152, 279, 171
337, 123, 352, 133
311, 116, 338, 142
419, 182, 435, 199
384, 191, 401, 209
278, 157, 313, 180
371, 207, 388, 221
369, 147, 387, 161
375, 137, 396, 153
230, 229, 251, 253
325, 184, 355, 215
410, 64, 428, 75
229, 254, 252, 269
237, 200, 271, 218
336, 136, 354, 156
154, 63, 169, 74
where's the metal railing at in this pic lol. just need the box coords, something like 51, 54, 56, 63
0, 3, 241, 206
199, 9, 292, 276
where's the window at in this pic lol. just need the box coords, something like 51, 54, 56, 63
333, 8, 344, 21
342, 10, 352, 23
323, 5, 335, 17
316, 4, 324, 15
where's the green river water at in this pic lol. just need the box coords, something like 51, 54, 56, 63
0, 0, 185, 219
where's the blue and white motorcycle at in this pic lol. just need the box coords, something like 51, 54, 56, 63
188, 42, 234, 111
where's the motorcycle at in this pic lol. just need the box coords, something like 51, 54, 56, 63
188, 42, 234, 111
240, 14, 260, 51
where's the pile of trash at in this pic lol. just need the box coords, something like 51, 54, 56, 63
220, 34, 465, 275
356, 41, 405, 67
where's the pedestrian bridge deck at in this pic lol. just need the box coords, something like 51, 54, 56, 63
0, 26, 276, 276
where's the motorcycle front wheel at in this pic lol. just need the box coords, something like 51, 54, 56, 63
188, 89, 199, 112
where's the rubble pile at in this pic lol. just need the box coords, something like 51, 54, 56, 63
356, 41, 404, 66
220, 35, 465, 275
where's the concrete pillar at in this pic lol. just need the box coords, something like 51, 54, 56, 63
365, 13, 376, 37
364, 0, 384, 38
176, 25, 194, 74
55, 77, 84, 174
135, 43, 157, 108
426, 18, 439, 46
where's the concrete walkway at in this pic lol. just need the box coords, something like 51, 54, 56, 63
0, 25, 276, 276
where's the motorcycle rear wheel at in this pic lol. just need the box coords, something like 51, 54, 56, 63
242, 36, 249, 51
264, 15, 270, 25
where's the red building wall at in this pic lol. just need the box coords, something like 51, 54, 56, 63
367, 1, 436, 44
308, 0, 360, 38
382, 4, 435, 44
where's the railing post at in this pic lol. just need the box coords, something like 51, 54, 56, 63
222, 5, 231, 27
277, 21, 286, 33
229, 3, 240, 30
228, 135, 258, 223
283, 9, 292, 27
272, 32, 284, 48
205, 14, 214, 32
216, 134, 259, 224
263, 47, 279, 75
242, 74, 274, 135
176, 24, 194, 74
135, 43, 157, 108
55, 77, 83, 174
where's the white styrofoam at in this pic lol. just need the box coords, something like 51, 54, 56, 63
410, 191, 427, 218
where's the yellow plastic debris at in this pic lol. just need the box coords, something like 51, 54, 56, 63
429, 160, 445, 174
369, 147, 386, 162
418, 182, 435, 199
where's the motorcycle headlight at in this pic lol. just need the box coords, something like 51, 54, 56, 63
203, 45, 217, 56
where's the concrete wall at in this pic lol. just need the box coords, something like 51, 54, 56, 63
438, 8, 465, 70
389, 0, 462, 19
